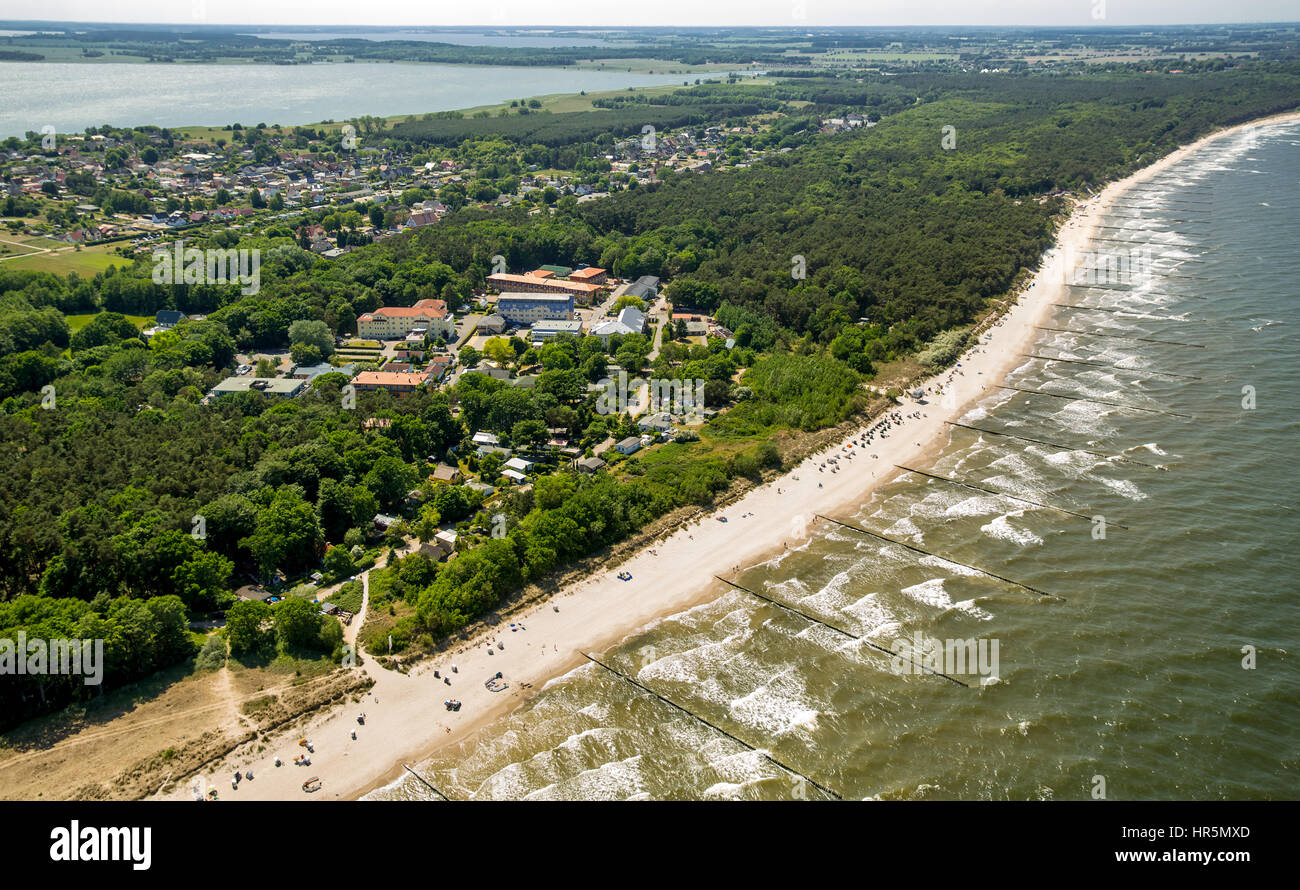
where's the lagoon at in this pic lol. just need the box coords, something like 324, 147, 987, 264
0, 62, 694, 137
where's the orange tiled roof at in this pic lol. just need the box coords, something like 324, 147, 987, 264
353, 370, 430, 387
486, 273, 599, 294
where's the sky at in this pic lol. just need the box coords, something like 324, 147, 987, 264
2, 1, 1297, 28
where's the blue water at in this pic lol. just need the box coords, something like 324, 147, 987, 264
0, 62, 695, 137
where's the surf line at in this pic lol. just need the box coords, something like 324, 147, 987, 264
893, 464, 1129, 530
1020, 353, 1203, 381
1035, 326, 1206, 348
1086, 237, 1205, 252
1064, 283, 1206, 301
1104, 212, 1210, 221
1119, 190, 1213, 202
944, 420, 1165, 470
402, 763, 453, 801
712, 575, 970, 687
1112, 199, 1214, 208
583, 652, 846, 799
996, 384, 1195, 419
813, 514, 1065, 602
1051, 303, 1204, 322
1093, 224, 1200, 233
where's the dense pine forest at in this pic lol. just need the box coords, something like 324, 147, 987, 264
1, 64, 1298, 727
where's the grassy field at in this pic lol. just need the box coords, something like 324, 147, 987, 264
807, 50, 960, 64
4, 235, 68, 249
571, 58, 747, 75
175, 78, 741, 140
64, 312, 153, 333
0, 241, 128, 275
0, 44, 153, 63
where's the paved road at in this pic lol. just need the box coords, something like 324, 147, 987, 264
646, 294, 669, 362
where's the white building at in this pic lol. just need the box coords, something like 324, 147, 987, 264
357, 298, 455, 341
591, 306, 647, 343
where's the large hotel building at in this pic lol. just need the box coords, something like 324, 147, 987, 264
486, 272, 603, 305
357, 298, 455, 341
496, 293, 575, 325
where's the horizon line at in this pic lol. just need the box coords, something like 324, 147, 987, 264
4, 19, 1300, 30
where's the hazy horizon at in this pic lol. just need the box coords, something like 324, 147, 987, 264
2, 1, 1298, 29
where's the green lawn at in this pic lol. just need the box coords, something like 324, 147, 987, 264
2, 243, 129, 276
64, 312, 153, 333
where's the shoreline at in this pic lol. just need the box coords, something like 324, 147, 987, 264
161, 109, 1300, 803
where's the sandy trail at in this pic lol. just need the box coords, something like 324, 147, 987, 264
162, 111, 1300, 802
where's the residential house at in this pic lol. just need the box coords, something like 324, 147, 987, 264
503, 456, 535, 474
351, 369, 431, 395
141, 309, 187, 340
401, 210, 439, 229
425, 355, 453, 382
477, 314, 507, 335
419, 537, 455, 562
638, 412, 675, 436
429, 464, 461, 484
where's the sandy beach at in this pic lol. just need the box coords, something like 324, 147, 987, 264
165, 111, 1300, 803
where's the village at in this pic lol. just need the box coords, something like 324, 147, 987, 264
0, 99, 787, 652
0, 108, 816, 262
184, 256, 738, 618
